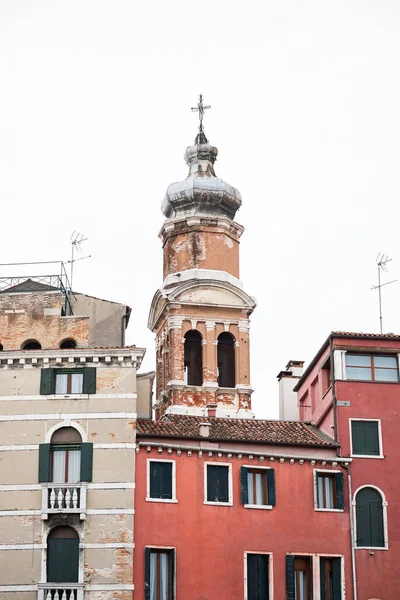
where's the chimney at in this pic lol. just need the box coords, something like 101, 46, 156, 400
207, 403, 217, 418
277, 360, 304, 421
199, 422, 211, 437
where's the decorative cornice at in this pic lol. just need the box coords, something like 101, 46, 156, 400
0, 348, 144, 369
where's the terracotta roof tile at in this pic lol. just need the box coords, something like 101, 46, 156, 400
332, 331, 400, 339
137, 415, 337, 447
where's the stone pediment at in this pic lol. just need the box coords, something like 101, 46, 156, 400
148, 278, 256, 331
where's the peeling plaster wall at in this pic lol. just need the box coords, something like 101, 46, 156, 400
72, 294, 127, 348
0, 360, 138, 596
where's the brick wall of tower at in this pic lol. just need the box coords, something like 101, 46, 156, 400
162, 219, 242, 279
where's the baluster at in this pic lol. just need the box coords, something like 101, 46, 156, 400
57, 488, 63, 509
54, 590, 59, 600
61, 590, 67, 600
65, 488, 71, 509
46, 590, 52, 600
50, 488, 56, 509
72, 487, 78, 509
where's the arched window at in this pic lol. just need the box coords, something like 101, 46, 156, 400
0, 343, 3, 351
51, 427, 82, 484
47, 526, 79, 583
184, 330, 203, 386
356, 487, 385, 547
217, 332, 235, 388
60, 338, 77, 349
22, 339, 42, 350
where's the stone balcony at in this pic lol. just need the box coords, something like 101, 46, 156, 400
41, 483, 87, 520
37, 583, 84, 600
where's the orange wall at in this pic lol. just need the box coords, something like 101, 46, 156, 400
134, 443, 352, 600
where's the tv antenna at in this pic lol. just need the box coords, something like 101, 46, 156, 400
68, 232, 91, 292
371, 253, 397, 333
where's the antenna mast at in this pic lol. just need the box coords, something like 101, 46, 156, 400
69, 232, 90, 292
371, 253, 397, 333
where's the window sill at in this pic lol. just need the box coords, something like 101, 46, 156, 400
350, 454, 384, 459
314, 507, 344, 513
345, 378, 399, 385
145, 498, 178, 504
204, 501, 233, 507
244, 504, 273, 510
44, 394, 90, 400
355, 546, 388, 551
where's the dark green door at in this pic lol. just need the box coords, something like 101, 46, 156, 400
47, 538, 79, 582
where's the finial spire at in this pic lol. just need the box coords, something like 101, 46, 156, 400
191, 94, 211, 144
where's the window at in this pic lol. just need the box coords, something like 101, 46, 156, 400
40, 368, 96, 395
184, 330, 203, 386
38, 428, 93, 484
22, 339, 41, 350
205, 463, 232, 505
50, 427, 82, 484
286, 556, 312, 600
217, 332, 235, 388
145, 548, 175, 600
351, 420, 381, 457
246, 553, 269, 600
47, 526, 79, 584
315, 471, 344, 511
355, 487, 385, 548
320, 557, 342, 600
345, 354, 399, 382
240, 467, 276, 508
147, 460, 176, 502
0, 343, 3, 351
55, 372, 84, 394
60, 338, 77, 349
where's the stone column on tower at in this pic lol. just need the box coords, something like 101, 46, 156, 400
148, 104, 256, 419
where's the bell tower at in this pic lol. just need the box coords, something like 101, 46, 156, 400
148, 97, 256, 418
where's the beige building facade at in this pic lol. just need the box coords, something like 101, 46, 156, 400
0, 271, 150, 600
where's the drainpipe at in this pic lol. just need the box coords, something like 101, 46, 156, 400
343, 463, 357, 600
331, 338, 357, 600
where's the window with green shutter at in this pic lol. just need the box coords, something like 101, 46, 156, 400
240, 467, 276, 507
351, 420, 381, 456
315, 471, 344, 510
356, 487, 385, 547
40, 368, 96, 395
320, 557, 342, 600
247, 553, 269, 600
205, 464, 231, 504
145, 548, 175, 600
149, 460, 174, 500
286, 556, 312, 600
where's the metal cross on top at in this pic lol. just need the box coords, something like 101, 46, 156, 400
191, 94, 211, 131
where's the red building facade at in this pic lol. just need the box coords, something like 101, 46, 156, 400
134, 416, 352, 600
294, 331, 400, 599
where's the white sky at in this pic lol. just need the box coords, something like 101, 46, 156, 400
2, 1, 400, 418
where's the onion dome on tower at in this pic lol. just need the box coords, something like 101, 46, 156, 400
162, 99, 242, 221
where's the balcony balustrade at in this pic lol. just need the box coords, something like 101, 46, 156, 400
37, 584, 84, 600
41, 483, 87, 520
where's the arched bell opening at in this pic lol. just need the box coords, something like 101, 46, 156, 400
217, 332, 235, 388
184, 330, 203, 386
